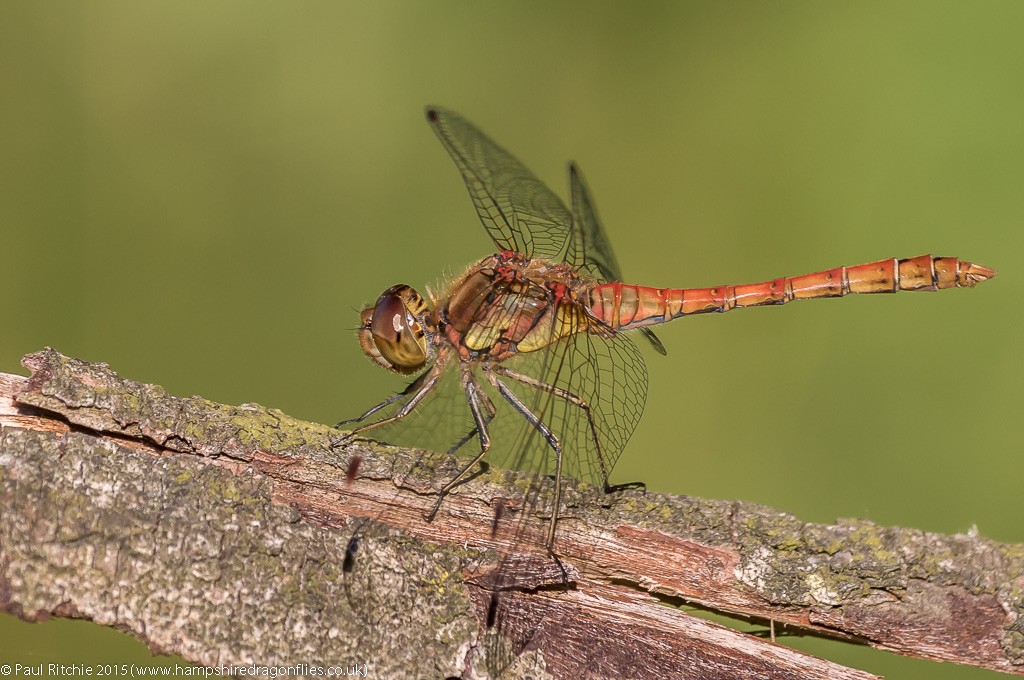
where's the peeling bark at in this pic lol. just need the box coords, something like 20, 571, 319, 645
1, 349, 1021, 678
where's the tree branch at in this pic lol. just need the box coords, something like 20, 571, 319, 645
1, 349, 1021, 678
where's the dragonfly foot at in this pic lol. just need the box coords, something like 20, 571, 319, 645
328, 432, 357, 450
544, 547, 570, 586
425, 494, 446, 523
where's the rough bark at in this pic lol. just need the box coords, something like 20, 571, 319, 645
1, 348, 1021, 678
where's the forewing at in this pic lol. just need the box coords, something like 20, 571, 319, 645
566, 163, 621, 283
427, 107, 573, 260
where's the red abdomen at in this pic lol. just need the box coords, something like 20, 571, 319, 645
587, 255, 995, 331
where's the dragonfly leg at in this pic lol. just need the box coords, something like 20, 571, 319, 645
333, 368, 434, 429
446, 389, 497, 456
483, 369, 564, 550
426, 369, 496, 522
492, 365, 616, 490
336, 362, 444, 443
334, 392, 405, 428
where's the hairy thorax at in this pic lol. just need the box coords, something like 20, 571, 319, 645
440, 251, 597, 362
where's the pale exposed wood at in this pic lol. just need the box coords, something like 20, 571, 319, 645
1, 349, 1022, 678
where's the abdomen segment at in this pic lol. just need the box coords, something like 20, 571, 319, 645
587, 255, 995, 331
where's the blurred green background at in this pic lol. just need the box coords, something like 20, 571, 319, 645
1, 2, 1020, 678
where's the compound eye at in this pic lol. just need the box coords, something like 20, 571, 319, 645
368, 290, 426, 372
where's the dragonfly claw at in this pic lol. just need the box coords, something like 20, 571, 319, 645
425, 497, 444, 523
329, 432, 357, 450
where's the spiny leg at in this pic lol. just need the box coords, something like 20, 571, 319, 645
426, 367, 497, 522
335, 392, 404, 428
333, 368, 434, 429
445, 388, 497, 456
482, 369, 564, 551
336, 362, 444, 442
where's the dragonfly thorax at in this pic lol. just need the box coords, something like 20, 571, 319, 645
358, 284, 435, 374
441, 254, 592, 361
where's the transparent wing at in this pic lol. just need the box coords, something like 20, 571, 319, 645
428, 109, 665, 356
566, 163, 621, 283
427, 106, 574, 261
498, 321, 649, 487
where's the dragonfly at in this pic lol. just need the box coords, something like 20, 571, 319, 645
339, 106, 995, 553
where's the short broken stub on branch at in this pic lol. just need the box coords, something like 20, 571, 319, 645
0, 348, 1022, 678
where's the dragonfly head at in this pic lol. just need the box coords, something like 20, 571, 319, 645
358, 284, 432, 374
